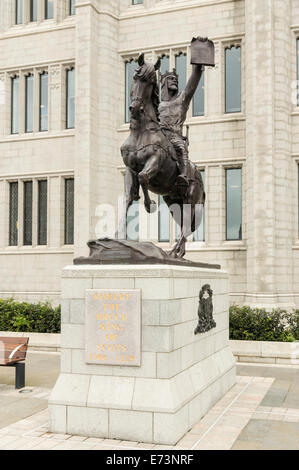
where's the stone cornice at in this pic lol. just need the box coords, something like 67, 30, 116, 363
120, 0, 243, 21
118, 32, 245, 55
0, 22, 75, 41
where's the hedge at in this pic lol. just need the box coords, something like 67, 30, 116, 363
1, 298, 299, 341
229, 305, 299, 342
0, 298, 60, 333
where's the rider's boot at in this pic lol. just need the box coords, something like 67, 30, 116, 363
176, 155, 189, 188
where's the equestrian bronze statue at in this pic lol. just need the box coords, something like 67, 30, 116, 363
118, 37, 215, 258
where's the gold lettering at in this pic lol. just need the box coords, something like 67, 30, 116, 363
116, 354, 134, 362
89, 352, 107, 361
105, 333, 118, 342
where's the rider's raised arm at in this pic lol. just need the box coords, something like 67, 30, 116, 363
181, 65, 204, 109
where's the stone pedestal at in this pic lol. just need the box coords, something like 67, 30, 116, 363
49, 265, 236, 445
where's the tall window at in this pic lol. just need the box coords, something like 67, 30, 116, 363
9, 183, 18, 246
16, 0, 23, 24
66, 68, 75, 129
158, 196, 170, 242
45, 0, 54, 19
23, 181, 33, 246
25, 74, 34, 133
193, 170, 205, 241
159, 55, 169, 98
297, 39, 299, 106
40, 72, 48, 131
226, 168, 242, 241
160, 55, 170, 75
11, 76, 19, 134
125, 59, 137, 123
38, 180, 48, 245
30, 0, 38, 22
126, 201, 139, 241
175, 52, 187, 93
193, 72, 205, 117
65, 178, 74, 245
70, 0, 76, 15
225, 46, 241, 113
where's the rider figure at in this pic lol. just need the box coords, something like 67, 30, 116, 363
159, 64, 204, 188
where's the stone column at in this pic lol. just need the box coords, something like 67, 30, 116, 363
49, 64, 63, 133
245, 0, 294, 308
0, 0, 14, 32
74, 0, 121, 257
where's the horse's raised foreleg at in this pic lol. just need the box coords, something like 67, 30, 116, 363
138, 155, 160, 214
116, 168, 139, 239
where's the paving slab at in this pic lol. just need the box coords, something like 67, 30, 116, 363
0, 352, 60, 389
233, 419, 299, 450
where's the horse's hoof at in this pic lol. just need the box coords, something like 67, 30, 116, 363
145, 200, 157, 214
168, 249, 178, 259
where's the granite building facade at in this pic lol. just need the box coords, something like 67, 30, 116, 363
0, 0, 298, 309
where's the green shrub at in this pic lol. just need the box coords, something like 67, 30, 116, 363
229, 305, 299, 342
0, 298, 61, 333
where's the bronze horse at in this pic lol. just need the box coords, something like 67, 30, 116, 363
119, 54, 205, 258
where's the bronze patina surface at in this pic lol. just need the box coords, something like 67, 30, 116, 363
74, 239, 221, 270
77, 37, 218, 268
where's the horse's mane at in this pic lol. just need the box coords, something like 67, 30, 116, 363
135, 63, 160, 122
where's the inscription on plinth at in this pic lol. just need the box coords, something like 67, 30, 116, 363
85, 289, 141, 366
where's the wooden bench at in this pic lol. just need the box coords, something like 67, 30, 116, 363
0, 337, 29, 389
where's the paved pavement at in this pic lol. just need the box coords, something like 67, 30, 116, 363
232, 363, 299, 450
0, 352, 59, 429
0, 354, 299, 450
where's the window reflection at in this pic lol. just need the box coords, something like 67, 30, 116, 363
225, 46, 241, 113
226, 168, 242, 240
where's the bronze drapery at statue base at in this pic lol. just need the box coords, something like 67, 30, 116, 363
74, 238, 220, 270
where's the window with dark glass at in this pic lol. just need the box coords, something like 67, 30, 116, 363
175, 52, 187, 93
160, 55, 170, 76
193, 170, 205, 241
38, 180, 47, 245
132, 0, 143, 4
9, 182, 18, 246
45, 0, 54, 19
66, 68, 75, 129
193, 71, 205, 117
125, 59, 138, 123
158, 195, 170, 242
25, 74, 34, 133
126, 201, 139, 242
65, 178, 74, 245
225, 46, 241, 113
226, 168, 242, 241
16, 0, 23, 24
30, 0, 38, 22
70, 0, 76, 15
40, 72, 48, 131
159, 55, 169, 98
11, 76, 19, 134
23, 181, 33, 246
